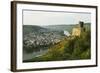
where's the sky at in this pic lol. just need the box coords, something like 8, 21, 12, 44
23, 10, 91, 26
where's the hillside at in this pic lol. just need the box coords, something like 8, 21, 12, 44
43, 24, 74, 33
43, 23, 90, 33
23, 29, 91, 62
23, 25, 48, 36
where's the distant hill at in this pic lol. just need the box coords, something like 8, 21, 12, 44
43, 24, 74, 33
23, 23, 90, 35
23, 25, 48, 36
43, 23, 90, 33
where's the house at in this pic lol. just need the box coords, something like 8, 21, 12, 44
64, 30, 70, 36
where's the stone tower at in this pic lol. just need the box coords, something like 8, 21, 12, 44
72, 21, 85, 37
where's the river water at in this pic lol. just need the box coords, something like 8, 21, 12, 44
23, 49, 49, 61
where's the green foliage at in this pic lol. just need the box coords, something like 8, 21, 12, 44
63, 29, 91, 60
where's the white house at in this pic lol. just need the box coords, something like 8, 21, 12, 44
64, 30, 70, 36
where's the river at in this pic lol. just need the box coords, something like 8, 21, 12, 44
23, 49, 49, 61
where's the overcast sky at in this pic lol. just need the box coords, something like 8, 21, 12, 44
23, 10, 91, 26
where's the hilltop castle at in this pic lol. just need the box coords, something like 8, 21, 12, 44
72, 21, 85, 37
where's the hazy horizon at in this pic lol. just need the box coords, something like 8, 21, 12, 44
23, 10, 91, 26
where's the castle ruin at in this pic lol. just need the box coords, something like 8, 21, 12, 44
72, 21, 85, 37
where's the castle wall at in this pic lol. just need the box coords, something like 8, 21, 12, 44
72, 27, 81, 36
